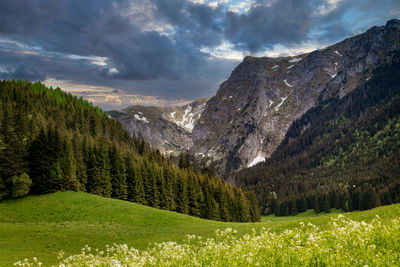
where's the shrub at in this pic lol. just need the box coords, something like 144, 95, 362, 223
11, 173, 32, 198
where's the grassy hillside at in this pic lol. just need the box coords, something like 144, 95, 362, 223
1, 191, 400, 266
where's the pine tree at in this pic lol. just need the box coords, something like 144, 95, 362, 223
296, 195, 307, 212
188, 174, 204, 218
289, 198, 298, 215
87, 139, 112, 197
246, 192, 260, 221
29, 128, 64, 194
314, 195, 321, 214
59, 135, 79, 190
109, 145, 128, 200
73, 134, 88, 191
175, 172, 189, 214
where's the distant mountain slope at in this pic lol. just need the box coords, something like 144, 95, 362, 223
193, 19, 400, 174
234, 51, 400, 215
110, 98, 208, 155
0, 81, 259, 222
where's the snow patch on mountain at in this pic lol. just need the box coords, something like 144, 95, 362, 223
134, 114, 149, 123
173, 102, 207, 132
275, 95, 289, 111
248, 155, 265, 167
334, 50, 342, 57
283, 79, 293, 87
289, 57, 302, 63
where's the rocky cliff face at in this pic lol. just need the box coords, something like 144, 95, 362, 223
109, 98, 208, 155
192, 19, 400, 174
111, 19, 400, 175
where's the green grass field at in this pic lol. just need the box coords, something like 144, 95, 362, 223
1, 191, 399, 266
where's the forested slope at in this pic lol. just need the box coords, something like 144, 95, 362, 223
235, 52, 400, 216
0, 80, 259, 222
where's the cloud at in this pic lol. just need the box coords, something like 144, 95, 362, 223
224, 0, 314, 52
149, 0, 317, 52
0, 0, 210, 81
0, 0, 398, 108
44, 79, 193, 110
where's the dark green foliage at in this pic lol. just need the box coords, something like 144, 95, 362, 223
0, 101, 30, 193
87, 140, 112, 197
10, 173, 32, 198
0, 80, 259, 222
236, 53, 400, 216
29, 129, 65, 194
0, 177, 6, 200
109, 145, 128, 200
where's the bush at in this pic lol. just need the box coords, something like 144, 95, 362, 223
11, 173, 32, 198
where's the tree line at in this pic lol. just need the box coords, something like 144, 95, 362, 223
0, 80, 259, 222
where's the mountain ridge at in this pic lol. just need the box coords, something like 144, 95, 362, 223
234, 50, 400, 215
111, 19, 400, 175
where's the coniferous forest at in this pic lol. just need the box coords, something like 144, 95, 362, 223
235, 53, 400, 216
0, 80, 260, 222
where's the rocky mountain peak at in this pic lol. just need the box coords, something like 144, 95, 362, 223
386, 19, 400, 29
191, 19, 400, 175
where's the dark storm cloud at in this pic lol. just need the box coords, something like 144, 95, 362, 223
149, 0, 317, 52
224, 0, 314, 52
0, 43, 105, 83
149, 0, 225, 48
0, 0, 208, 81
0, 0, 398, 107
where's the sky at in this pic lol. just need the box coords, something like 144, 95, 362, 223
0, 0, 399, 110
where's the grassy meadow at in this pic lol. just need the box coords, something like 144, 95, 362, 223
1, 191, 399, 266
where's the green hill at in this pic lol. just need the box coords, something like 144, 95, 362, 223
1, 191, 400, 266
0, 80, 259, 222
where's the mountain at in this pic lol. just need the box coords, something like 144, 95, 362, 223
111, 20, 400, 176
109, 98, 208, 155
235, 45, 400, 216
193, 19, 400, 174
0, 81, 259, 222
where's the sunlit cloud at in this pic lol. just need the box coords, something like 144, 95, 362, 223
314, 0, 344, 16
202, 40, 329, 60
44, 79, 192, 109
228, 0, 255, 13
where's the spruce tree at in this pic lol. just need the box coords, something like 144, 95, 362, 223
109, 145, 128, 200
